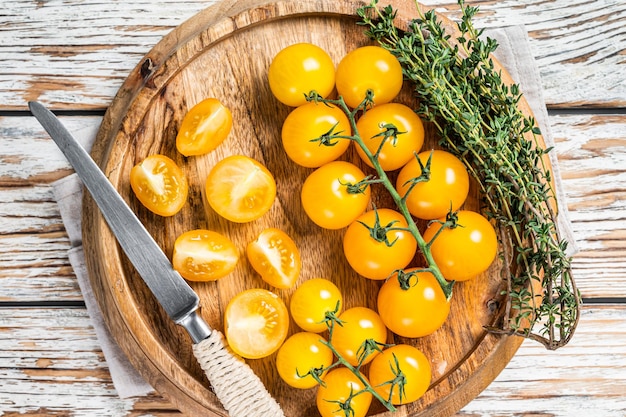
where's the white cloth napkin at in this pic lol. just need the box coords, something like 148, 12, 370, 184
52, 175, 154, 398
51, 25, 578, 399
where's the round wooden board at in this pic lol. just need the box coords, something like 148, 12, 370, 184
83, 0, 533, 416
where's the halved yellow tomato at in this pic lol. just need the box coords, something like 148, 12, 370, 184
205, 155, 276, 223
224, 288, 289, 359
129, 154, 188, 217
172, 229, 239, 282
176, 98, 232, 156
246, 228, 301, 289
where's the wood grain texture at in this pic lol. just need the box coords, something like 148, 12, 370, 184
1, 0, 624, 110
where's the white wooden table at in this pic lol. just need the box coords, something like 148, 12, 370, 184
1, 1, 625, 416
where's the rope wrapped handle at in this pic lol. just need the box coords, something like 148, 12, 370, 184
192, 329, 285, 417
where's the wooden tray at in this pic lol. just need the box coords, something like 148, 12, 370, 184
83, 0, 535, 415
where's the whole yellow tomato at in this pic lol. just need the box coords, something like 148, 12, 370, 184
396, 149, 470, 220
369, 344, 431, 405
281, 102, 352, 168
331, 307, 387, 366
290, 278, 343, 333
343, 209, 417, 280
275, 332, 333, 389
316, 367, 372, 417
268, 43, 335, 107
336, 45, 403, 108
355, 103, 425, 171
301, 161, 371, 229
377, 269, 450, 338
423, 210, 498, 281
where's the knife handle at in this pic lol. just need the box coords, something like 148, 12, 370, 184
193, 330, 285, 417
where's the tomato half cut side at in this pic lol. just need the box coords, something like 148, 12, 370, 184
172, 229, 239, 282
246, 228, 301, 289
205, 155, 276, 223
224, 288, 289, 359
129, 154, 188, 217
176, 98, 232, 157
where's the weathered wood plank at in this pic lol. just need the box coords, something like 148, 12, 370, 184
0, 115, 101, 185
552, 113, 626, 298
0, 0, 217, 110
1, 113, 623, 301
457, 305, 626, 417
0, 0, 623, 110
0, 305, 623, 416
425, 0, 626, 108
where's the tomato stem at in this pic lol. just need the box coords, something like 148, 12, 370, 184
307, 91, 454, 300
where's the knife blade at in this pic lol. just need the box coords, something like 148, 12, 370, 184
29, 101, 284, 417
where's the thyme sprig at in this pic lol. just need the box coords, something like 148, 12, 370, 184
357, 0, 581, 349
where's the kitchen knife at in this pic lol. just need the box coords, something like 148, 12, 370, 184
29, 101, 285, 417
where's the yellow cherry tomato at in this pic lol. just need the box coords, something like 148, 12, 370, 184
331, 307, 387, 366
290, 278, 343, 333
423, 210, 498, 281
336, 45, 403, 108
396, 149, 470, 220
301, 161, 371, 229
268, 43, 336, 107
172, 229, 239, 282
205, 155, 276, 223
129, 154, 188, 217
369, 344, 431, 405
281, 102, 351, 168
355, 103, 425, 171
246, 228, 301, 289
316, 367, 372, 417
276, 332, 333, 389
176, 98, 232, 156
224, 288, 289, 359
377, 269, 450, 338
343, 209, 417, 280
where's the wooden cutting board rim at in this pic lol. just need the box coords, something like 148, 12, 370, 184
81, 1, 535, 416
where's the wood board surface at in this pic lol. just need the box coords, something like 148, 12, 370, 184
81, 0, 547, 415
